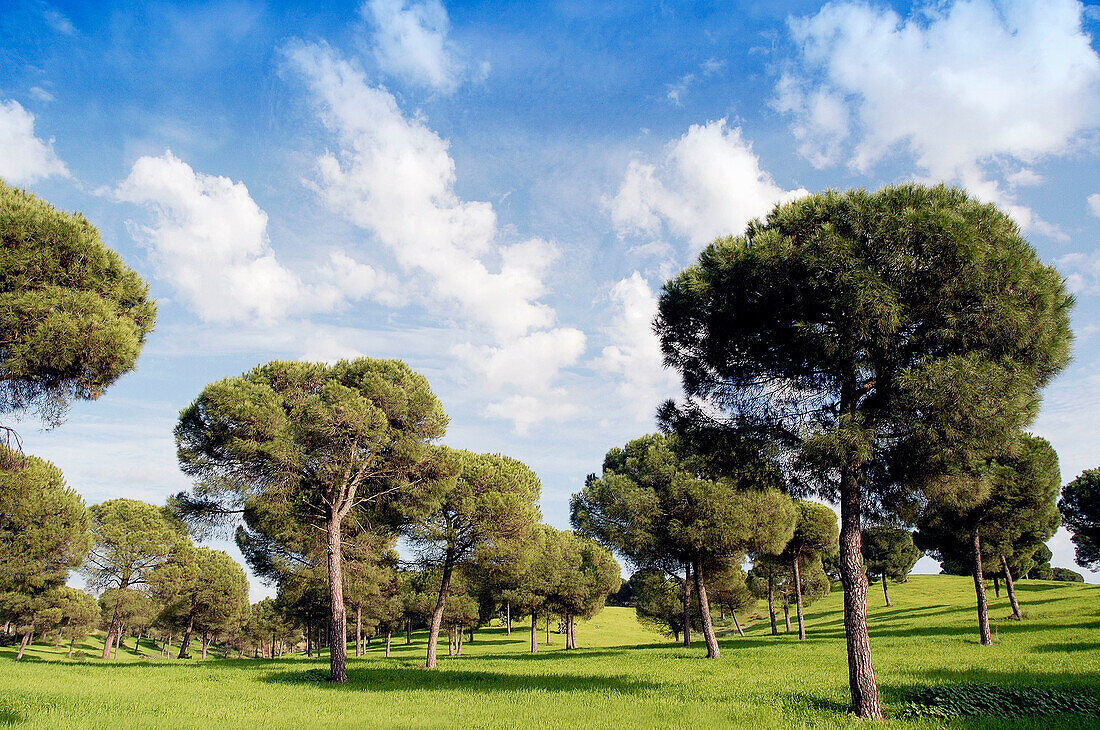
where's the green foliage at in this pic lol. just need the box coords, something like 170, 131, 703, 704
1050, 567, 1084, 582
1060, 468, 1100, 568
549, 532, 620, 621
901, 684, 1100, 720
656, 184, 1073, 517
0, 446, 90, 597
97, 589, 154, 632
782, 500, 838, 565
82, 499, 189, 592
0, 179, 156, 425
861, 527, 921, 583
631, 568, 687, 640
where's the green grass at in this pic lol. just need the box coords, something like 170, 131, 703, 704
2, 575, 1098, 728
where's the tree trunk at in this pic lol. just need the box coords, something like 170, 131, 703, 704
426, 557, 453, 669
178, 614, 194, 659
306, 622, 312, 657
103, 602, 122, 660
506, 601, 511, 635
971, 527, 992, 646
16, 632, 30, 660
993, 575, 1001, 598
385, 628, 391, 658
165, 631, 172, 659
326, 513, 348, 683
682, 561, 692, 646
136, 628, 143, 655
767, 573, 777, 636
1001, 555, 1022, 620
457, 625, 464, 655
406, 618, 412, 645
783, 601, 791, 632
68, 637, 75, 659
546, 614, 551, 644
838, 456, 882, 718
792, 556, 806, 641
731, 608, 744, 637
114, 628, 122, 659
530, 610, 538, 653
692, 558, 720, 658
356, 604, 362, 658
202, 631, 209, 660
882, 576, 891, 607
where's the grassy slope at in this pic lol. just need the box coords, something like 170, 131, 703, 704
1, 575, 1097, 729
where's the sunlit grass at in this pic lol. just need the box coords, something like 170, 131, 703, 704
2, 575, 1097, 728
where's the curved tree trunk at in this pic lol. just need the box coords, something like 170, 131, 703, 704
792, 557, 806, 641
426, 557, 453, 668
692, 558, 720, 658
682, 562, 692, 647
1001, 555, 1022, 620
178, 614, 194, 659
68, 637, 75, 659
731, 609, 744, 637
971, 527, 992, 645
326, 514, 348, 682
839, 458, 882, 718
16, 632, 30, 660
767, 573, 778, 636
882, 576, 891, 607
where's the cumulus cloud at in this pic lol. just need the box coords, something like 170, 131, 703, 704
116, 151, 400, 322
779, 0, 1100, 235
608, 119, 807, 249
484, 390, 580, 436
595, 272, 680, 423
0, 99, 69, 184
1088, 193, 1100, 217
286, 41, 583, 432
361, 0, 462, 91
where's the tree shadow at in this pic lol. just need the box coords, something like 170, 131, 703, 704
261, 665, 661, 695
0, 709, 23, 726
1031, 642, 1100, 654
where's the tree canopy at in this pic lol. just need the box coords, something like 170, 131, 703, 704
1060, 468, 1100, 569
0, 179, 156, 427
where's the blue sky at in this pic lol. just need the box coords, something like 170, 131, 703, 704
3, 0, 1100, 597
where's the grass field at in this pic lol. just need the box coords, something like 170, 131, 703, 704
1, 575, 1098, 728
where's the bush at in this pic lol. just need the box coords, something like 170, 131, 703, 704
901, 685, 1100, 720
1050, 567, 1084, 582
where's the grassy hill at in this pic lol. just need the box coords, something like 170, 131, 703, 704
1, 575, 1098, 728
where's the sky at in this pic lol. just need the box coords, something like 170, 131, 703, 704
3, 0, 1100, 599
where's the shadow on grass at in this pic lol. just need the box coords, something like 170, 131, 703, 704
1031, 641, 1100, 654
0, 709, 23, 726
261, 665, 661, 695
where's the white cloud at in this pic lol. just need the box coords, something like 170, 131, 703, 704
28, 86, 56, 103
1088, 193, 1100, 217
117, 151, 403, 323
608, 118, 807, 249
484, 389, 580, 436
1057, 250, 1100, 295
454, 328, 586, 392
42, 5, 76, 35
361, 0, 462, 91
287, 42, 584, 432
780, 0, 1100, 235
595, 272, 680, 423
0, 99, 69, 184
287, 42, 560, 340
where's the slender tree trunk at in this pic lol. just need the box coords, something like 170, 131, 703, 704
839, 455, 882, 718
731, 609, 744, 637
792, 557, 806, 641
113, 628, 121, 659
356, 604, 362, 658
692, 558, 720, 659
16, 632, 30, 660
530, 610, 538, 653
68, 637, 75, 659
546, 614, 551, 644
326, 513, 348, 683
1001, 555, 1022, 620
457, 625, 464, 655
385, 629, 391, 658
406, 618, 412, 645
165, 631, 172, 659
767, 573, 778, 636
426, 557, 453, 669
882, 576, 891, 607
993, 575, 1001, 598
103, 603, 122, 660
307, 622, 312, 657
506, 601, 511, 635
783, 601, 791, 633
202, 631, 209, 660
178, 614, 194, 659
682, 562, 692, 646
971, 527, 992, 645
136, 628, 143, 655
